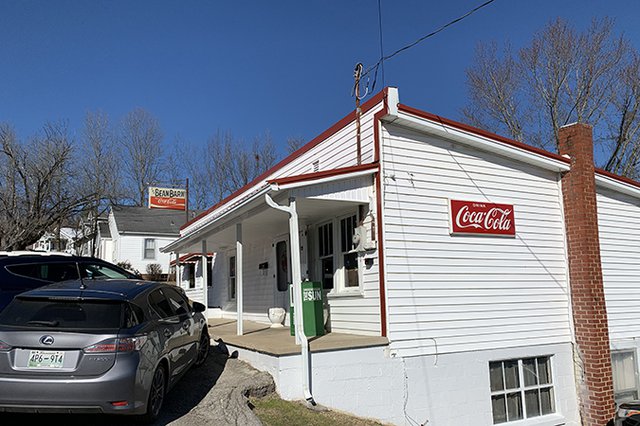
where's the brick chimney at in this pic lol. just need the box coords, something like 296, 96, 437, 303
558, 123, 615, 425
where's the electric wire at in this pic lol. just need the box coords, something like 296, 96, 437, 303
362, 0, 498, 95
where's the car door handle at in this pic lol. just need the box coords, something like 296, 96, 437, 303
163, 328, 172, 338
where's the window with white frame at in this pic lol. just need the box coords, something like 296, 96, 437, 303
144, 238, 155, 259
315, 212, 361, 293
489, 356, 555, 424
612, 350, 640, 404
228, 255, 236, 300
317, 222, 334, 290
340, 214, 359, 288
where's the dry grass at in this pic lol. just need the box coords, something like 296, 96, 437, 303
251, 393, 384, 426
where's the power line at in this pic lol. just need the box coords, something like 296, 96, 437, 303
363, 0, 498, 92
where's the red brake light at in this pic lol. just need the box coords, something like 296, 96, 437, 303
83, 336, 147, 353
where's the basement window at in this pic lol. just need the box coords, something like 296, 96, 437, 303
612, 350, 640, 404
489, 356, 555, 423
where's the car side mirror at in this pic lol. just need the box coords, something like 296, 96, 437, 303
192, 302, 206, 313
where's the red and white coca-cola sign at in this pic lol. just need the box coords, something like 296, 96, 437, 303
449, 199, 516, 236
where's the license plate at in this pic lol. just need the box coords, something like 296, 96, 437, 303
27, 350, 65, 368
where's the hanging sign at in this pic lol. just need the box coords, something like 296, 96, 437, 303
148, 187, 187, 210
449, 199, 515, 236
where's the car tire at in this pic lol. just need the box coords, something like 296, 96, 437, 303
194, 330, 210, 367
139, 363, 167, 424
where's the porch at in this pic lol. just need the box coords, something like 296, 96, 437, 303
208, 318, 388, 356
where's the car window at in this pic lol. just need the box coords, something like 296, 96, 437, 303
82, 263, 132, 280
6, 262, 80, 282
0, 298, 123, 329
123, 302, 144, 328
163, 287, 190, 316
148, 289, 174, 318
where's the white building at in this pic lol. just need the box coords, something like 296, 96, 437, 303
108, 205, 199, 277
163, 88, 639, 425
31, 227, 77, 254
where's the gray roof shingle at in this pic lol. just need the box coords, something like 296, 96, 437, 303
111, 206, 201, 236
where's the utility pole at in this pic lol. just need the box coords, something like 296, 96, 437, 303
354, 63, 363, 165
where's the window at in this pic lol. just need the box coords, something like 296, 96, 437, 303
229, 255, 236, 300
340, 215, 358, 288
163, 287, 190, 316
318, 222, 334, 290
7, 262, 79, 282
187, 264, 196, 289
275, 240, 290, 292
489, 356, 555, 424
144, 239, 156, 259
207, 258, 213, 287
148, 289, 174, 318
315, 212, 362, 292
612, 351, 639, 404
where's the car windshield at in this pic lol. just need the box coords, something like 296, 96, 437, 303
0, 298, 123, 330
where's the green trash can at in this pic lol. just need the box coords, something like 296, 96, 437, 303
289, 281, 325, 337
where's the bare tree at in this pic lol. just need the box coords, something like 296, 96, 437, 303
0, 123, 94, 250
286, 136, 306, 154
78, 111, 122, 255
119, 108, 164, 206
464, 18, 637, 176
203, 131, 276, 203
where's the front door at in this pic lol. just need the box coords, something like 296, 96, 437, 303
274, 238, 291, 310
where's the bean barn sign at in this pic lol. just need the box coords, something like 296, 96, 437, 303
148, 187, 187, 211
449, 199, 516, 236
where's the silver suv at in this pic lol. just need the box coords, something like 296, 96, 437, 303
0, 279, 209, 422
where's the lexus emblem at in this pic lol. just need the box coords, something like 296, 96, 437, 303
40, 335, 54, 345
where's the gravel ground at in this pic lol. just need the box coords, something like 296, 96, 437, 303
0, 345, 276, 426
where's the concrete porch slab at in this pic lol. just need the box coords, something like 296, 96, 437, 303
207, 318, 388, 357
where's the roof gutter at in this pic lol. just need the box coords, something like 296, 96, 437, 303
595, 172, 640, 199
269, 165, 378, 192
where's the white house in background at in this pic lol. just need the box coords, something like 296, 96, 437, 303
107, 205, 200, 276
31, 227, 78, 254
162, 87, 640, 425
95, 221, 114, 263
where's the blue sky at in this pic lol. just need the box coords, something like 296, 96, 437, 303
1, 1, 639, 157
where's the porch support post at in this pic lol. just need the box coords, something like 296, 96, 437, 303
236, 223, 244, 336
265, 194, 315, 404
175, 252, 181, 288
201, 240, 208, 318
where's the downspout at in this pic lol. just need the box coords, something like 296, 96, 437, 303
265, 194, 315, 405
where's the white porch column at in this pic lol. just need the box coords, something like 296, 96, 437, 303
201, 240, 208, 318
175, 252, 181, 288
236, 223, 244, 336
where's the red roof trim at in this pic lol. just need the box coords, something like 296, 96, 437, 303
398, 104, 640, 191
595, 167, 640, 190
268, 162, 379, 187
397, 104, 571, 165
181, 88, 389, 231
170, 252, 214, 265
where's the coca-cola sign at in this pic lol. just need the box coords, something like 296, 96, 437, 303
449, 200, 516, 236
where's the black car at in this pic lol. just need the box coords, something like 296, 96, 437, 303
0, 252, 140, 311
0, 279, 209, 421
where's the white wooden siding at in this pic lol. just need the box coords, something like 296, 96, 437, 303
381, 123, 571, 356
112, 234, 174, 274
597, 188, 640, 342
